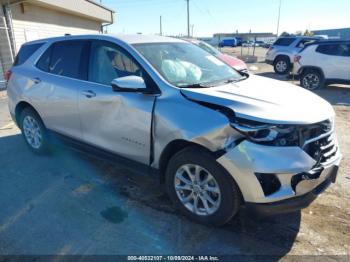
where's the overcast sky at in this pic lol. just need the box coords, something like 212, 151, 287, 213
101, 0, 350, 37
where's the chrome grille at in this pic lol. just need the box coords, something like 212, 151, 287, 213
301, 119, 338, 167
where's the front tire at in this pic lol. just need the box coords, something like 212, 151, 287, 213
274, 56, 291, 75
20, 107, 50, 154
300, 69, 324, 90
165, 147, 241, 226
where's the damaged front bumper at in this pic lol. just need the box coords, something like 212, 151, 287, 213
217, 140, 342, 215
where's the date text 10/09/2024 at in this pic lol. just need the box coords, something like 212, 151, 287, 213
127, 256, 220, 261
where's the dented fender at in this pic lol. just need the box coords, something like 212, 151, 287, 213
151, 88, 242, 169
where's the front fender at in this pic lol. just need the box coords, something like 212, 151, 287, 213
152, 89, 241, 169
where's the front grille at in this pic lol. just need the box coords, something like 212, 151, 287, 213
301, 119, 338, 167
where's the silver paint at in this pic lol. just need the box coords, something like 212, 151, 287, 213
7, 34, 342, 207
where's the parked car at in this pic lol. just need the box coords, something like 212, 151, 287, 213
292, 40, 350, 90
261, 42, 272, 48
7, 34, 341, 226
242, 41, 253, 47
252, 41, 265, 47
235, 37, 243, 46
183, 38, 248, 72
219, 38, 238, 47
265, 36, 320, 74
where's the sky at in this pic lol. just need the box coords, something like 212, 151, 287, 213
100, 0, 350, 37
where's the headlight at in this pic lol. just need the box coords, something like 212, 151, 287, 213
231, 118, 299, 146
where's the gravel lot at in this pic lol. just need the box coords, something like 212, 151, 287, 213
0, 53, 349, 257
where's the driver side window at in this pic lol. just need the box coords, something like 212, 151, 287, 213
89, 40, 142, 85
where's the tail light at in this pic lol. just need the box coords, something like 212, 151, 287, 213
4, 69, 12, 81
294, 55, 302, 63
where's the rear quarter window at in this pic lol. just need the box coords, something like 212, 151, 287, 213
273, 38, 296, 46
13, 43, 44, 66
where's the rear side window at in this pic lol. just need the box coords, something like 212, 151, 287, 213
296, 39, 317, 48
14, 43, 44, 66
36, 40, 90, 80
273, 38, 295, 46
36, 46, 52, 72
316, 44, 350, 57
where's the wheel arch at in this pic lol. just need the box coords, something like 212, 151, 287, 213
15, 101, 43, 128
299, 66, 325, 79
273, 54, 291, 64
158, 139, 214, 184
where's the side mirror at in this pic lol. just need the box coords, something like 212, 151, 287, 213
111, 76, 147, 93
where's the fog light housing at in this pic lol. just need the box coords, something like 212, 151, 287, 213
254, 173, 281, 196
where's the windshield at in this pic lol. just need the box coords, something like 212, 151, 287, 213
133, 42, 242, 87
197, 41, 221, 56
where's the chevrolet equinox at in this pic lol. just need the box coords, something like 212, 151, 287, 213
7, 35, 342, 225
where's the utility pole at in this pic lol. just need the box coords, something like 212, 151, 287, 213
160, 15, 163, 36
186, 0, 190, 37
276, 0, 282, 37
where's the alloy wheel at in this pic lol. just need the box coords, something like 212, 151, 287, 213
302, 73, 320, 90
23, 116, 42, 149
276, 60, 287, 73
174, 164, 221, 216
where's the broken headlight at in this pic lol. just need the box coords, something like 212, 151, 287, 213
231, 118, 299, 146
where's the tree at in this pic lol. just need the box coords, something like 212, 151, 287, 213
280, 31, 290, 36
304, 30, 314, 36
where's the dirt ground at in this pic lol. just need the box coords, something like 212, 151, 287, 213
0, 52, 349, 257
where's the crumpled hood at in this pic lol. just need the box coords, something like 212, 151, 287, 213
181, 75, 334, 124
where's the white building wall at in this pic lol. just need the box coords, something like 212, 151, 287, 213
10, 3, 102, 52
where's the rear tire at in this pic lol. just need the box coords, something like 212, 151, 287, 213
300, 69, 324, 90
165, 146, 241, 226
274, 56, 291, 75
20, 107, 50, 154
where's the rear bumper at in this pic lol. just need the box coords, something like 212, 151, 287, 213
291, 62, 302, 75
245, 165, 338, 216
265, 59, 274, 65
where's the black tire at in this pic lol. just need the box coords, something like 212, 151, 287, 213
300, 69, 325, 90
165, 146, 242, 226
273, 56, 291, 75
19, 107, 50, 154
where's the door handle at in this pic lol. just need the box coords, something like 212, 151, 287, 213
82, 90, 96, 98
32, 77, 41, 84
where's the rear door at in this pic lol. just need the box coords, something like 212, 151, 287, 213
78, 40, 156, 165
34, 40, 89, 138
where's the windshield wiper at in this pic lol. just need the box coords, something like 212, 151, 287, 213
223, 76, 247, 84
178, 83, 212, 88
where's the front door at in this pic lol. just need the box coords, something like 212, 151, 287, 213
78, 40, 156, 165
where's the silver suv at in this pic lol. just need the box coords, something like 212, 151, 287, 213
266, 36, 319, 74
7, 35, 341, 225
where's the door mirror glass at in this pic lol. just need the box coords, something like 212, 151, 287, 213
111, 76, 147, 92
